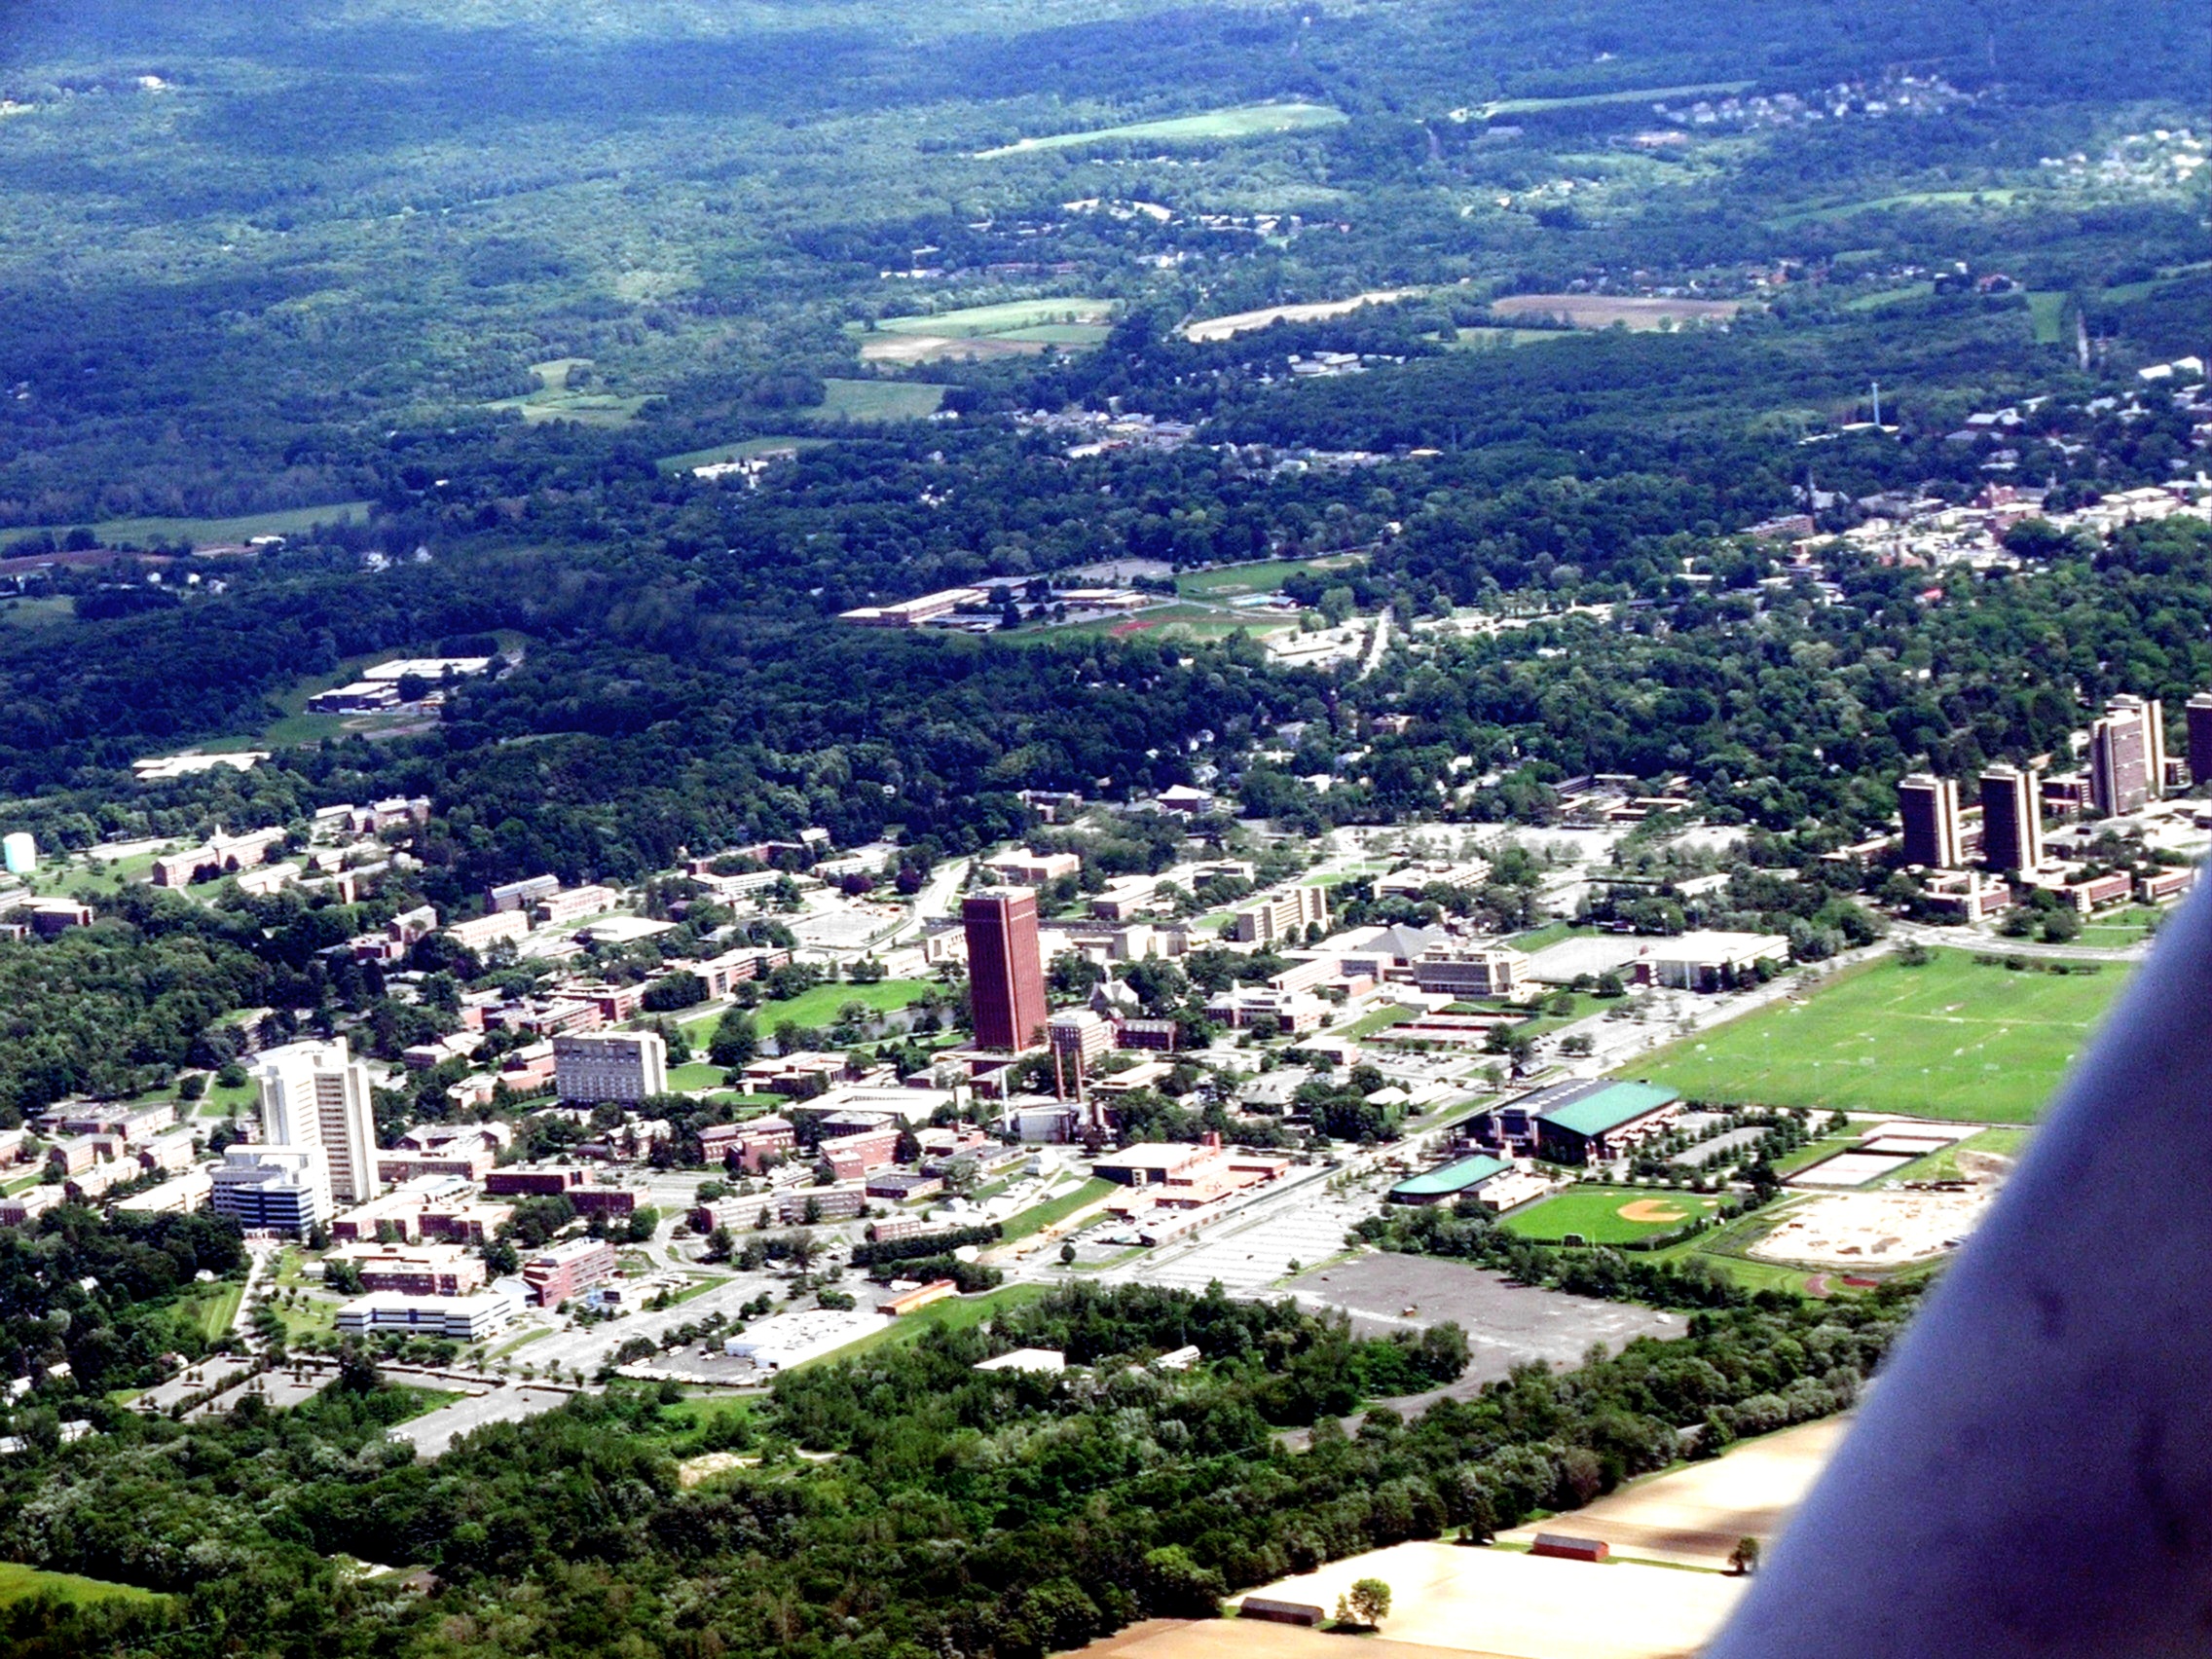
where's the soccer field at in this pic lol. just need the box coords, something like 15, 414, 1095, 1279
1632, 951, 2127, 1123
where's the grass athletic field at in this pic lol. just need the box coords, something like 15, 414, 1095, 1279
1633, 950, 2128, 1122
977, 101, 1344, 157
1502, 1185, 1725, 1243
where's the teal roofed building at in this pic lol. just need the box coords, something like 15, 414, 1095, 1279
1387, 1153, 1509, 1206
1468, 1078, 1682, 1166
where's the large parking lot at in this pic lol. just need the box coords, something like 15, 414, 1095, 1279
1284, 1251, 1685, 1389
395, 1383, 575, 1458
1111, 1178, 1370, 1296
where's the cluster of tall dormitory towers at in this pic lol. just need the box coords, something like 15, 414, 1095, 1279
1899, 693, 2212, 873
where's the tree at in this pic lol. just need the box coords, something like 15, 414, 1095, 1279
1729, 1536, 1761, 1576
704, 1225, 734, 1263
708, 1008, 759, 1069
1059, 1241, 1076, 1265
1337, 1579, 1391, 1629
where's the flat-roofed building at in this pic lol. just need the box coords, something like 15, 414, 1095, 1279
487, 874, 560, 914
553, 1030, 668, 1104
981, 848, 1082, 886
2090, 695, 2163, 818
965, 887, 1049, 1052
445, 909, 533, 952
1899, 773, 1964, 869
2189, 692, 2212, 789
1978, 763, 2045, 874
1412, 944, 1528, 999
209, 1145, 330, 1235
1230, 884, 1329, 945
335, 1288, 518, 1343
1468, 1079, 1682, 1166
341, 1244, 487, 1298
521, 1237, 616, 1307
254, 1038, 379, 1205
1642, 931, 1789, 992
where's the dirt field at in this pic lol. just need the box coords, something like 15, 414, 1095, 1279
1232, 1540, 1744, 1659
1283, 1252, 1685, 1394
1488, 294, 1741, 329
1185, 289, 1425, 342
1496, 1417, 1848, 1569
1749, 1187, 1991, 1267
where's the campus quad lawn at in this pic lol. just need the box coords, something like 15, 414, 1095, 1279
1631, 950, 2127, 1123
1500, 1186, 1725, 1244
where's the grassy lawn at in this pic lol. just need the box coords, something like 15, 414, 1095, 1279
1177, 556, 1364, 600
658, 1391, 758, 1434
2025, 290, 2068, 345
654, 434, 830, 474
802, 379, 945, 424
1842, 281, 1936, 312
1769, 188, 2020, 228
977, 101, 1344, 157
0, 595, 77, 628
796, 1283, 1051, 1369
753, 978, 932, 1032
667, 1062, 730, 1092
1034, 603, 1298, 645
999, 1177, 1117, 1242
0, 1561, 166, 1609
183, 1280, 245, 1342
271, 1293, 338, 1341
1341, 1003, 1419, 1039
1500, 1186, 1726, 1244
1629, 950, 2126, 1123
2075, 904, 2164, 948
1887, 1125, 2031, 1183
1508, 922, 1599, 952
488, 1328, 553, 1362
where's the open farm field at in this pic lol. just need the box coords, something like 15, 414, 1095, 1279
1448, 325, 1560, 349
977, 101, 1344, 157
802, 379, 947, 424
1500, 1186, 1725, 1244
0, 500, 370, 553
872, 299, 1117, 338
1630, 950, 2126, 1122
0, 1561, 166, 1609
860, 334, 1047, 365
1185, 288, 1425, 342
1496, 1416, 1847, 1569
1488, 294, 1742, 329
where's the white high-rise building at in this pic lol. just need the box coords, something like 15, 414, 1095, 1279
253, 1038, 381, 1205
1, 833, 34, 875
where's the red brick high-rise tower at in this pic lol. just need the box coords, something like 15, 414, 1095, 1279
964, 887, 1049, 1052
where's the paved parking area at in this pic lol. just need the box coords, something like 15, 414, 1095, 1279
395, 1384, 574, 1458
138, 1355, 253, 1413
1284, 1251, 1685, 1390
1114, 1183, 1373, 1296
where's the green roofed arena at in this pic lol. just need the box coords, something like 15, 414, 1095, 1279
1466, 1079, 1683, 1165
1388, 1153, 1510, 1205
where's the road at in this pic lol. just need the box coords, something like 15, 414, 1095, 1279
881, 856, 970, 948
1890, 918, 2151, 964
